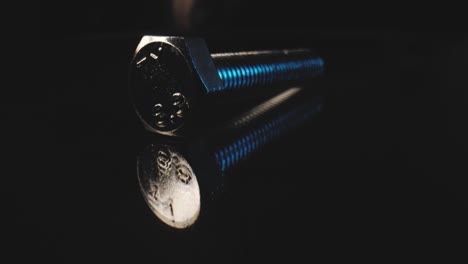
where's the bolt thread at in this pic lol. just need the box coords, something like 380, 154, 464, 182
212, 91, 322, 173
211, 50, 324, 94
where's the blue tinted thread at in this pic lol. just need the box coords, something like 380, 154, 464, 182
213, 57, 323, 93
213, 102, 322, 173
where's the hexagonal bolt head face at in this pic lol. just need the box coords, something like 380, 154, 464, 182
129, 36, 222, 136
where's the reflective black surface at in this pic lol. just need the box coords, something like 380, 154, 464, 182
33, 2, 468, 263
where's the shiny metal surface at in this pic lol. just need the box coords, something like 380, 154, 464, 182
130, 36, 221, 136
211, 49, 324, 94
137, 87, 323, 228
212, 90, 323, 173
132, 41, 191, 133
130, 36, 324, 136
137, 144, 200, 229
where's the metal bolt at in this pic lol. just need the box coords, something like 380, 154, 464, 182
130, 36, 324, 136
137, 87, 323, 228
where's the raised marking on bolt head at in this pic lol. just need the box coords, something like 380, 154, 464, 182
156, 120, 167, 128
130, 41, 197, 134
172, 93, 187, 107
148, 184, 158, 200
152, 103, 163, 116
176, 109, 184, 118
177, 165, 192, 184
136, 57, 147, 65
169, 114, 176, 124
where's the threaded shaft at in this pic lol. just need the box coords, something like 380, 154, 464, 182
212, 90, 323, 173
210, 50, 324, 94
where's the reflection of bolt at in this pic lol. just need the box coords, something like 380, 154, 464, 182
138, 87, 323, 228
130, 36, 324, 136
206, 88, 323, 174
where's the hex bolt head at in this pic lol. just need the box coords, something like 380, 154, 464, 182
130, 36, 324, 137
130, 38, 204, 136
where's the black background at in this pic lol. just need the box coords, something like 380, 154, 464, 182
29, 0, 468, 262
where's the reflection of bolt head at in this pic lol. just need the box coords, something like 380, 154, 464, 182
137, 144, 201, 229
130, 36, 223, 136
